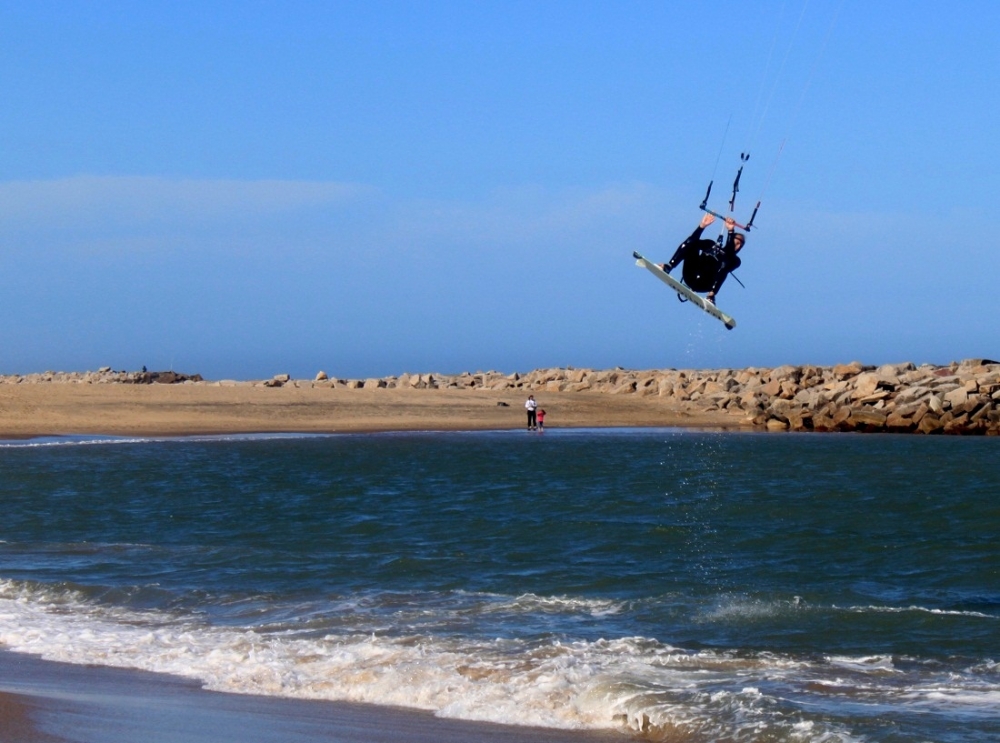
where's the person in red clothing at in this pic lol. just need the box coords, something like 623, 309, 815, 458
537, 409, 546, 430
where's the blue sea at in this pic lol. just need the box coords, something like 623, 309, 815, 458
1, 429, 998, 742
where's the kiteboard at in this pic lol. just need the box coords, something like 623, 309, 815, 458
633, 251, 736, 330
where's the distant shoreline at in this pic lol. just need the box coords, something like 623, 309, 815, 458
1, 359, 998, 437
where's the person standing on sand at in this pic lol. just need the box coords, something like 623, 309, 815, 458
537, 409, 546, 430
525, 395, 538, 430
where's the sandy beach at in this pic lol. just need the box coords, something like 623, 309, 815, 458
0, 382, 740, 439
4, 358, 998, 438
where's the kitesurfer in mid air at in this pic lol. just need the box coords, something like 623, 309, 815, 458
660, 213, 745, 304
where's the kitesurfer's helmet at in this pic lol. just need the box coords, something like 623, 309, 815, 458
733, 232, 745, 249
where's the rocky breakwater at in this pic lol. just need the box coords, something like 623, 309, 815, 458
729, 359, 1000, 434
493, 359, 1000, 434
0, 367, 203, 384
5, 361, 998, 434
288, 359, 1000, 435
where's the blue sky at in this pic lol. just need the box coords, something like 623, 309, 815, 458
1, 1, 997, 379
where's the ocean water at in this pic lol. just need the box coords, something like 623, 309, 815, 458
0, 429, 997, 742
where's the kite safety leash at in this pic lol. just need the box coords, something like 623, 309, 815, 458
728, 152, 750, 212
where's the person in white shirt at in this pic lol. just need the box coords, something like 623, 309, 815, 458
525, 395, 538, 430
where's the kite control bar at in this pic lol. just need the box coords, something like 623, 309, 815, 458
699, 202, 760, 232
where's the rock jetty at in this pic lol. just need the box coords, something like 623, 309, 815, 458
2, 360, 998, 435
0, 367, 204, 384
366, 359, 999, 435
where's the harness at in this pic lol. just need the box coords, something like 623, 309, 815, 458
681, 240, 726, 293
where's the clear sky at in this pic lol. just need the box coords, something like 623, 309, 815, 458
2, 1, 997, 380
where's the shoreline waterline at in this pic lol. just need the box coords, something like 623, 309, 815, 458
0, 384, 745, 439
0, 650, 625, 743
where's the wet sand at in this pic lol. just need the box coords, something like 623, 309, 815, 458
0, 383, 740, 438
0, 651, 626, 743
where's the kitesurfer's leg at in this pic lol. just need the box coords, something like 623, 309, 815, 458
659, 242, 690, 274
706, 272, 726, 304
706, 254, 740, 303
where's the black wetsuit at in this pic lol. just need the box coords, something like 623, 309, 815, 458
664, 224, 743, 295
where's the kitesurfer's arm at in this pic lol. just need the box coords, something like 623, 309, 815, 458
723, 217, 744, 255
688, 212, 715, 242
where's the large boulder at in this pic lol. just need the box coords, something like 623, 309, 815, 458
769, 365, 802, 383
850, 408, 888, 430
944, 387, 969, 409
131, 370, 204, 384
832, 361, 864, 379
851, 372, 880, 400
918, 414, 944, 434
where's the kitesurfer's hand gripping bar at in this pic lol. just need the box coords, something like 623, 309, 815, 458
699, 202, 760, 232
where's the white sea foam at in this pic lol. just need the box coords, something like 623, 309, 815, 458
699, 595, 806, 622
702, 598, 999, 626
911, 688, 1000, 718
4, 579, 969, 743
842, 604, 999, 620
825, 655, 899, 673
485, 592, 627, 618
0, 432, 332, 448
